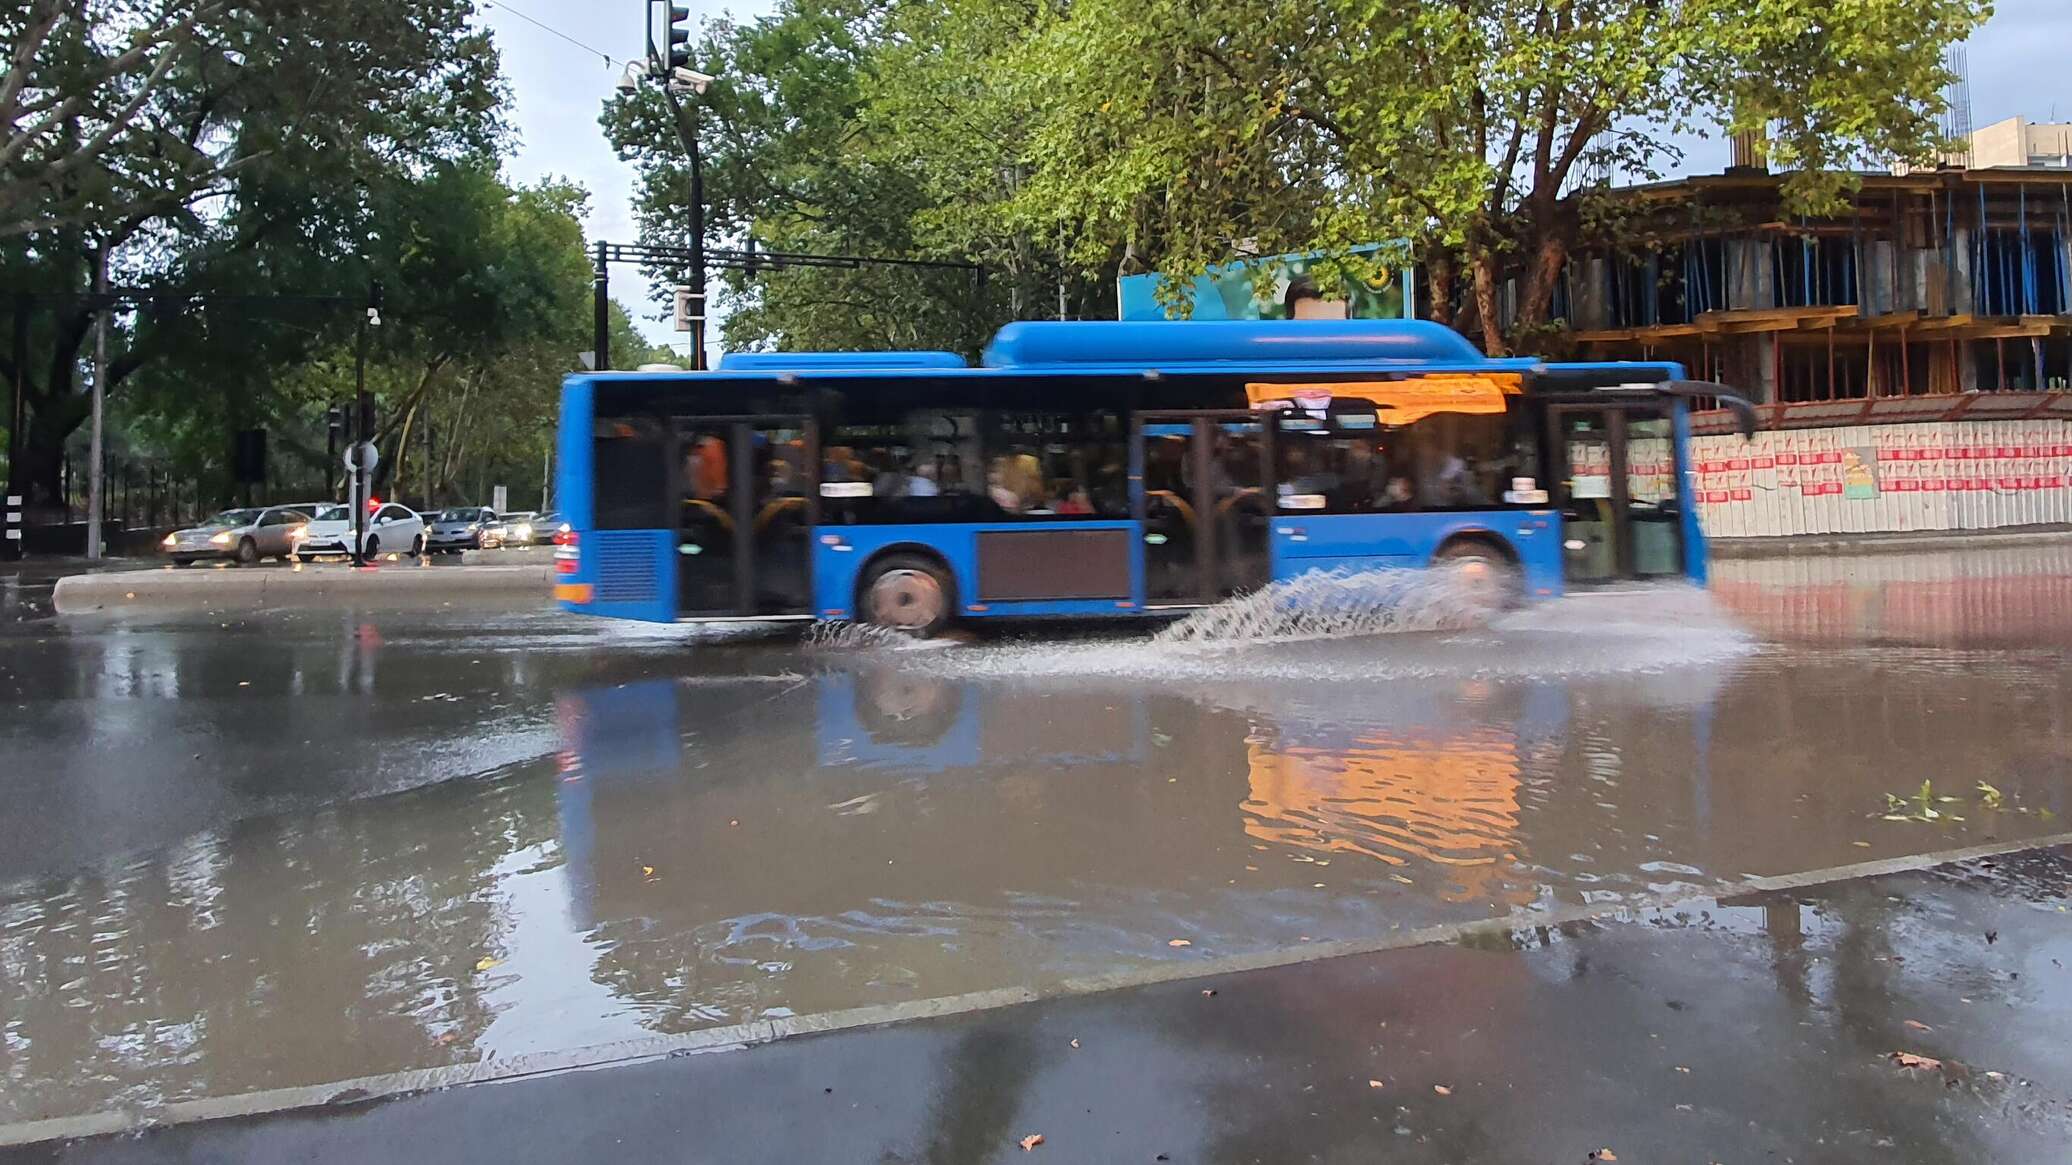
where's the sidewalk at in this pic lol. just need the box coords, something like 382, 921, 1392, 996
1710, 523, 2072, 558
49, 560, 554, 614
12, 845, 2070, 1164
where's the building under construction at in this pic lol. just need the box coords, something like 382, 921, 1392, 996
1559, 160, 2071, 402
1533, 111, 2072, 541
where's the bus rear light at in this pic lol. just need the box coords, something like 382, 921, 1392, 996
556, 558, 578, 575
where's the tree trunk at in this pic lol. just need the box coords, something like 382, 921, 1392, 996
1427, 252, 1455, 328
1514, 235, 1568, 335
1472, 252, 1505, 356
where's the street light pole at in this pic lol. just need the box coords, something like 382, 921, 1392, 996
658, 80, 709, 371
86, 245, 108, 561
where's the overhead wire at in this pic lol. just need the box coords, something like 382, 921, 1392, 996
479, 0, 623, 68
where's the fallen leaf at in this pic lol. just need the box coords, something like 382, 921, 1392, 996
641, 865, 655, 877
1889, 1051, 1942, 1071
1018, 1133, 1045, 1151
1367, 1079, 1385, 1089
1985, 1070, 2006, 1081
1852, 840, 1872, 848
1432, 1085, 1452, 1096
729, 819, 740, 827
1167, 939, 1191, 948
475, 956, 501, 972
1201, 988, 1217, 997
1070, 1039, 1080, 1049
1903, 1019, 1933, 1032
1390, 874, 1414, 884
1674, 1065, 1691, 1073
1590, 1151, 1618, 1162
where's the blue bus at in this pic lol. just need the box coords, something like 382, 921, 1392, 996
552, 319, 1753, 633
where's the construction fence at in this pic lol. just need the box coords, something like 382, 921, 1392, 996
1688, 393, 2072, 538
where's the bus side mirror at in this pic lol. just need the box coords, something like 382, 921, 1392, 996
1659, 381, 1759, 441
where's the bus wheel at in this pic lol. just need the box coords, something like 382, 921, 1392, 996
860, 554, 955, 637
1433, 538, 1521, 608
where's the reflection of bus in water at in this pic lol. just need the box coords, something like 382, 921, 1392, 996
1238, 682, 1568, 904
553, 320, 1754, 635
551, 668, 1614, 928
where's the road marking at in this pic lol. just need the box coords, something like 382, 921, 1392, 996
4, 829, 2069, 1148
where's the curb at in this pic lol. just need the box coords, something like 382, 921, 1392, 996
5, 830, 2067, 1148
1709, 526, 2072, 559
51, 564, 555, 614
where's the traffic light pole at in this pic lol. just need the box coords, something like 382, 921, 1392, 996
350, 283, 381, 568
657, 80, 708, 370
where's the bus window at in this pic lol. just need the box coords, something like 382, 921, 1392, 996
1277, 426, 1417, 513
986, 411, 1128, 519
592, 417, 670, 529
821, 410, 990, 525
1278, 412, 1538, 514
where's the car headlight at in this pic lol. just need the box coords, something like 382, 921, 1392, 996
163, 533, 178, 547
209, 531, 233, 545
513, 525, 531, 539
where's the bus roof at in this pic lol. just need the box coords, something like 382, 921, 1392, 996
579, 320, 1684, 384
716, 350, 969, 371
982, 319, 1492, 369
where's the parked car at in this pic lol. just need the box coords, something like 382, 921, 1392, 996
497, 510, 543, 546
161, 505, 311, 566
291, 502, 427, 562
425, 506, 501, 552
539, 511, 572, 546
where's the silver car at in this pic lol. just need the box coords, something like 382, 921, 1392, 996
425, 506, 501, 552
160, 506, 311, 566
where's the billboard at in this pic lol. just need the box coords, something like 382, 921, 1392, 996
1117, 242, 1414, 322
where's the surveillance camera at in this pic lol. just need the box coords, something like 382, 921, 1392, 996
616, 60, 648, 94
670, 67, 715, 95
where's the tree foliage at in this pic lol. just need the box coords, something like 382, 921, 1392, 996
610, 0, 1987, 356
1, 0, 507, 509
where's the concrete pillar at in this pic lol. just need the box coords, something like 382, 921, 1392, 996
1721, 334, 1779, 403
1947, 227, 1975, 317
1726, 239, 1773, 310
1569, 256, 1609, 331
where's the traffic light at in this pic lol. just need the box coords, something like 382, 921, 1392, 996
356, 395, 377, 439
666, 3, 691, 69
326, 406, 345, 443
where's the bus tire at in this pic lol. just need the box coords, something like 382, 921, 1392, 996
1433, 536, 1521, 608
858, 552, 956, 637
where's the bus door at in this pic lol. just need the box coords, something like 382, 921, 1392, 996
1548, 404, 1684, 584
1135, 411, 1275, 604
672, 416, 816, 616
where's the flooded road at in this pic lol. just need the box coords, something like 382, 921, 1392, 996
4, 545, 2072, 1125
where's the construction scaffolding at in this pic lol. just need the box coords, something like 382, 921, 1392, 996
1556, 169, 2072, 404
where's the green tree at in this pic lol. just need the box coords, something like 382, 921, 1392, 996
600, 0, 1009, 356
904, 0, 1989, 352
131, 169, 619, 510
1, 0, 504, 512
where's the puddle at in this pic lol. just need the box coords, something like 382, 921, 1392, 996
3, 547, 2071, 1124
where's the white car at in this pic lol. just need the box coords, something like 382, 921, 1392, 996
291, 502, 428, 562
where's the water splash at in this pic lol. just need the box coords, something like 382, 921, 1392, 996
804, 621, 905, 651
1154, 566, 1498, 646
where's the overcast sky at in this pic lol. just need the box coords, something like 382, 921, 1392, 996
478, 0, 2066, 347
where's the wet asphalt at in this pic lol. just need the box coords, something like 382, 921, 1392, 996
3, 544, 2072, 1158
18, 846, 2072, 1164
